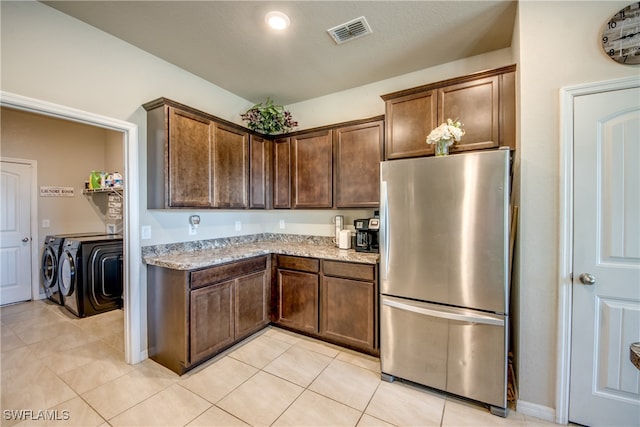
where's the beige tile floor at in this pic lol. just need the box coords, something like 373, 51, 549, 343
1, 300, 559, 427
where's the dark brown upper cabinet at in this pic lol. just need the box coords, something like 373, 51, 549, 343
272, 137, 291, 209
384, 91, 437, 159
291, 130, 333, 209
438, 76, 499, 153
145, 97, 384, 209
249, 135, 271, 209
162, 107, 212, 208
212, 123, 249, 208
382, 65, 516, 160
333, 120, 384, 208
144, 98, 249, 209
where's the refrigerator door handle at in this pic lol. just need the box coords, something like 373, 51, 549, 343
382, 297, 504, 327
380, 180, 390, 280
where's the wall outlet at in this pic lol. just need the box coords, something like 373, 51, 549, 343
42, 219, 50, 228
235, 221, 242, 231
279, 219, 285, 229
141, 225, 151, 240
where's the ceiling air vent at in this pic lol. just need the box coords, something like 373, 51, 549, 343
327, 16, 372, 45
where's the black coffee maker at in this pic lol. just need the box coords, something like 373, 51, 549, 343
354, 217, 380, 253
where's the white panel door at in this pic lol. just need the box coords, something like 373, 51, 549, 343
569, 87, 640, 426
0, 161, 33, 305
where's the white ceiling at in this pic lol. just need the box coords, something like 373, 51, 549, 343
42, 1, 517, 105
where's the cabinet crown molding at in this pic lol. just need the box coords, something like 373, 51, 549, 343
380, 64, 517, 101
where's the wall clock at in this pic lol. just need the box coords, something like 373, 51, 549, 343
601, 3, 640, 65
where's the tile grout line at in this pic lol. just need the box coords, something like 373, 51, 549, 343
267, 339, 342, 427
182, 330, 297, 426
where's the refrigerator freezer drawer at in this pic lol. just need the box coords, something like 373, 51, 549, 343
380, 295, 507, 409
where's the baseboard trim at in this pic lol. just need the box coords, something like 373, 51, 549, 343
516, 400, 556, 423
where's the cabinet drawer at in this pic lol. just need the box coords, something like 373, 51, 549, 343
191, 256, 267, 289
322, 260, 375, 282
277, 255, 319, 273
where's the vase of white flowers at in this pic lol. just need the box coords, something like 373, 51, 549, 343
426, 119, 465, 156
240, 98, 298, 135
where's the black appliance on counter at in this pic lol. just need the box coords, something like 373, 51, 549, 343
354, 218, 380, 253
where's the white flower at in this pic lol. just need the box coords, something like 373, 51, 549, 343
426, 119, 465, 146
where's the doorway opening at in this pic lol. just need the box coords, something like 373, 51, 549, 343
0, 91, 142, 365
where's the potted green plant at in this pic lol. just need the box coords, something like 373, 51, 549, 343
240, 98, 298, 135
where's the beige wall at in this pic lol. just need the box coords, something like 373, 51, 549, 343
288, 48, 514, 128
105, 131, 125, 178
517, 0, 637, 410
1, 107, 123, 246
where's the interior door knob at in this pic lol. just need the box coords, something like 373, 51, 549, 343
22, 237, 29, 242
579, 273, 596, 285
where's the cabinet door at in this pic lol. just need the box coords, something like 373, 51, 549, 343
190, 280, 234, 363
249, 135, 271, 209
439, 76, 499, 153
168, 107, 212, 207
277, 269, 319, 333
291, 131, 333, 208
385, 91, 437, 160
212, 123, 249, 208
272, 137, 291, 209
321, 276, 375, 350
334, 121, 383, 208
235, 270, 269, 338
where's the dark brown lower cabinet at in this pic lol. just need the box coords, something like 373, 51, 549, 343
236, 271, 270, 337
148, 253, 378, 375
276, 255, 320, 333
190, 280, 234, 363
320, 260, 377, 353
147, 255, 269, 374
321, 276, 375, 350
275, 255, 378, 355
277, 270, 319, 333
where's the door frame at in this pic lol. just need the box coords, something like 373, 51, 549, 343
556, 75, 640, 425
0, 91, 142, 365
0, 157, 38, 301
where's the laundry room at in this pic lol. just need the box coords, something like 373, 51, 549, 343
1, 107, 125, 313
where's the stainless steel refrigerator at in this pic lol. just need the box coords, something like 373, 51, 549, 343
379, 149, 510, 417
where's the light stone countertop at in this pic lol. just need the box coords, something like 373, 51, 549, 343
142, 233, 379, 270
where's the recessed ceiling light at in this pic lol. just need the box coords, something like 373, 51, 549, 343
265, 11, 290, 30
